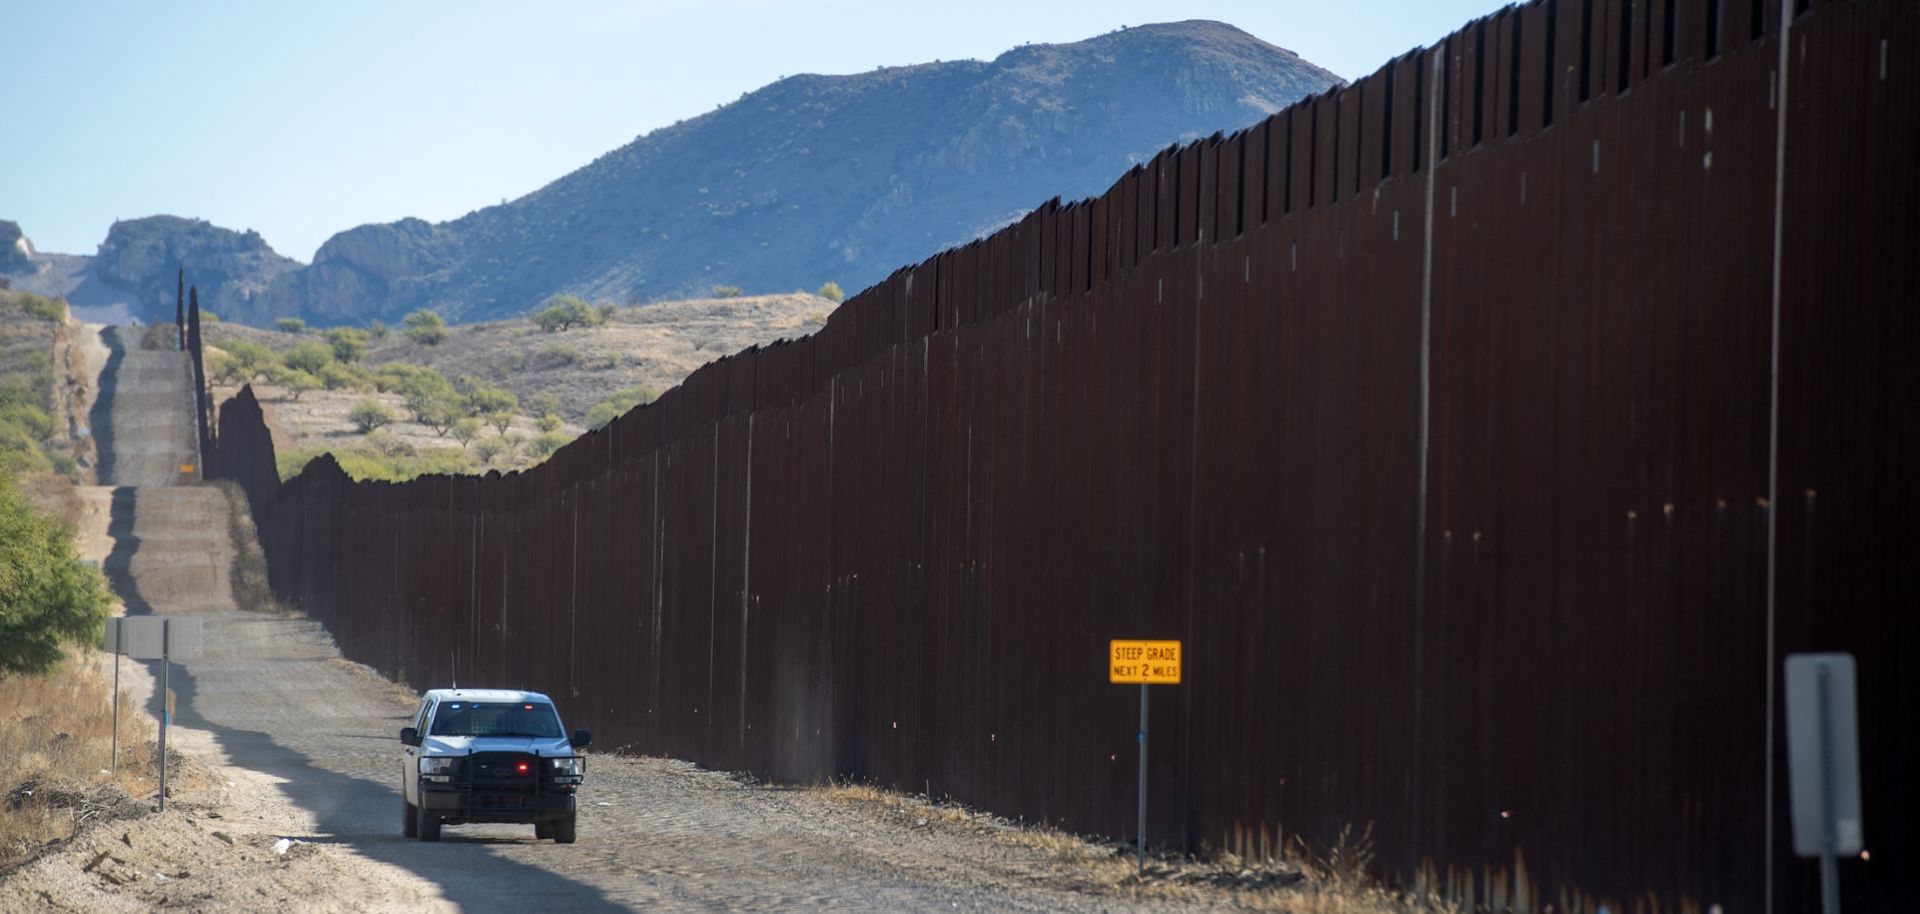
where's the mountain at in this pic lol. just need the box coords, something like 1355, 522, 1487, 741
259, 20, 1338, 325
1, 216, 301, 324
11, 20, 1340, 327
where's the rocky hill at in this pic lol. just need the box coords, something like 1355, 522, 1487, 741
0, 220, 31, 274
0, 217, 301, 324
260, 20, 1336, 325
10, 20, 1338, 327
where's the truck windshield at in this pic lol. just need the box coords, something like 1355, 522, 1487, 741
429, 701, 563, 738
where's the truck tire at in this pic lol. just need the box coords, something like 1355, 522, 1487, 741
552, 810, 576, 844
416, 803, 441, 842
403, 799, 418, 838
535, 821, 553, 840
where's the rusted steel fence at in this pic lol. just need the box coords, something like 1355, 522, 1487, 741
196, 0, 1915, 909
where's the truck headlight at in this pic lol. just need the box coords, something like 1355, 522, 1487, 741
419, 757, 457, 774
550, 758, 582, 776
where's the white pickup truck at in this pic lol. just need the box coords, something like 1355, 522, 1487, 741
398, 688, 591, 842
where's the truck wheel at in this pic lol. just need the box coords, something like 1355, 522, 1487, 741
416, 803, 441, 842
535, 821, 553, 840
552, 811, 576, 844
403, 799, 418, 838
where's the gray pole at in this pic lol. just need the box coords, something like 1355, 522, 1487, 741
158, 618, 169, 812
1817, 665, 1839, 914
1137, 682, 1148, 874
110, 635, 121, 772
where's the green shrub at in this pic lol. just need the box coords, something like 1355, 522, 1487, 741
278, 369, 320, 401
318, 362, 368, 391
364, 319, 389, 340
585, 384, 659, 429
324, 327, 369, 363
8, 291, 67, 321
370, 362, 440, 393
457, 376, 516, 418
403, 309, 446, 346
474, 436, 508, 466
274, 317, 307, 334
529, 294, 604, 332
451, 417, 482, 446
816, 281, 844, 303
712, 285, 744, 299
284, 341, 334, 374
529, 431, 570, 458
348, 399, 395, 434
220, 340, 280, 381
0, 472, 112, 675
199, 309, 220, 325
537, 413, 563, 433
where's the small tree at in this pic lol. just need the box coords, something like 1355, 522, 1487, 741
530, 431, 570, 458
221, 340, 281, 381
0, 475, 113, 675
284, 341, 334, 374
474, 436, 507, 466
529, 295, 597, 332
712, 285, 744, 298
595, 302, 619, 323
365, 319, 390, 340
325, 327, 369, 363
275, 317, 307, 334
451, 417, 482, 446
530, 393, 561, 417
403, 309, 447, 346
538, 413, 563, 433
459, 376, 517, 418
586, 384, 659, 429
816, 281, 844, 303
279, 369, 321, 401
208, 352, 243, 384
418, 399, 461, 437
319, 362, 366, 391
486, 410, 515, 435
349, 399, 395, 434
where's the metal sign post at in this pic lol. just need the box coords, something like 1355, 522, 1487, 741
1110, 639, 1182, 874
1785, 653, 1863, 914
100, 615, 202, 811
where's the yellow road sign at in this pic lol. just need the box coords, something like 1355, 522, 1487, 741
1110, 640, 1181, 684
179, 464, 195, 474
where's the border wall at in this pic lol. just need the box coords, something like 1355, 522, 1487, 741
194, 0, 1915, 909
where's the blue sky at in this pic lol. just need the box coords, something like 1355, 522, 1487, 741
1, 1, 1510, 261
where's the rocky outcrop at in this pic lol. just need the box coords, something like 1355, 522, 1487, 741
260, 20, 1339, 325
0, 220, 32, 274
90, 216, 301, 322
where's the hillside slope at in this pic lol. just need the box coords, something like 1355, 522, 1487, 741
258, 20, 1337, 324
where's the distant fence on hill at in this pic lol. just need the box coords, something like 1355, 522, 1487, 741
192, 0, 1915, 909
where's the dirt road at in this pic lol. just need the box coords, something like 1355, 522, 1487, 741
6, 329, 1308, 913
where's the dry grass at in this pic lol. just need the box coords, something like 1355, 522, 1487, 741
812, 779, 1454, 913
211, 479, 284, 614
0, 648, 156, 871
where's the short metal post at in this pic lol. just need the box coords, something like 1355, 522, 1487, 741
1137, 682, 1148, 874
158, 619, 169, 812
1817, 665, 1840, 914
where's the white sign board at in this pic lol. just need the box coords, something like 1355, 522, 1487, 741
103, 616, 203, 660
1785, 653, 1864, 858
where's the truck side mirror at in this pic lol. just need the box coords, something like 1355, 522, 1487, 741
571, 728, 592, 749
400, 726, 420, 747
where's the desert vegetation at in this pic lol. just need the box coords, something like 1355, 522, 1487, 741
203, 290, 832, 483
